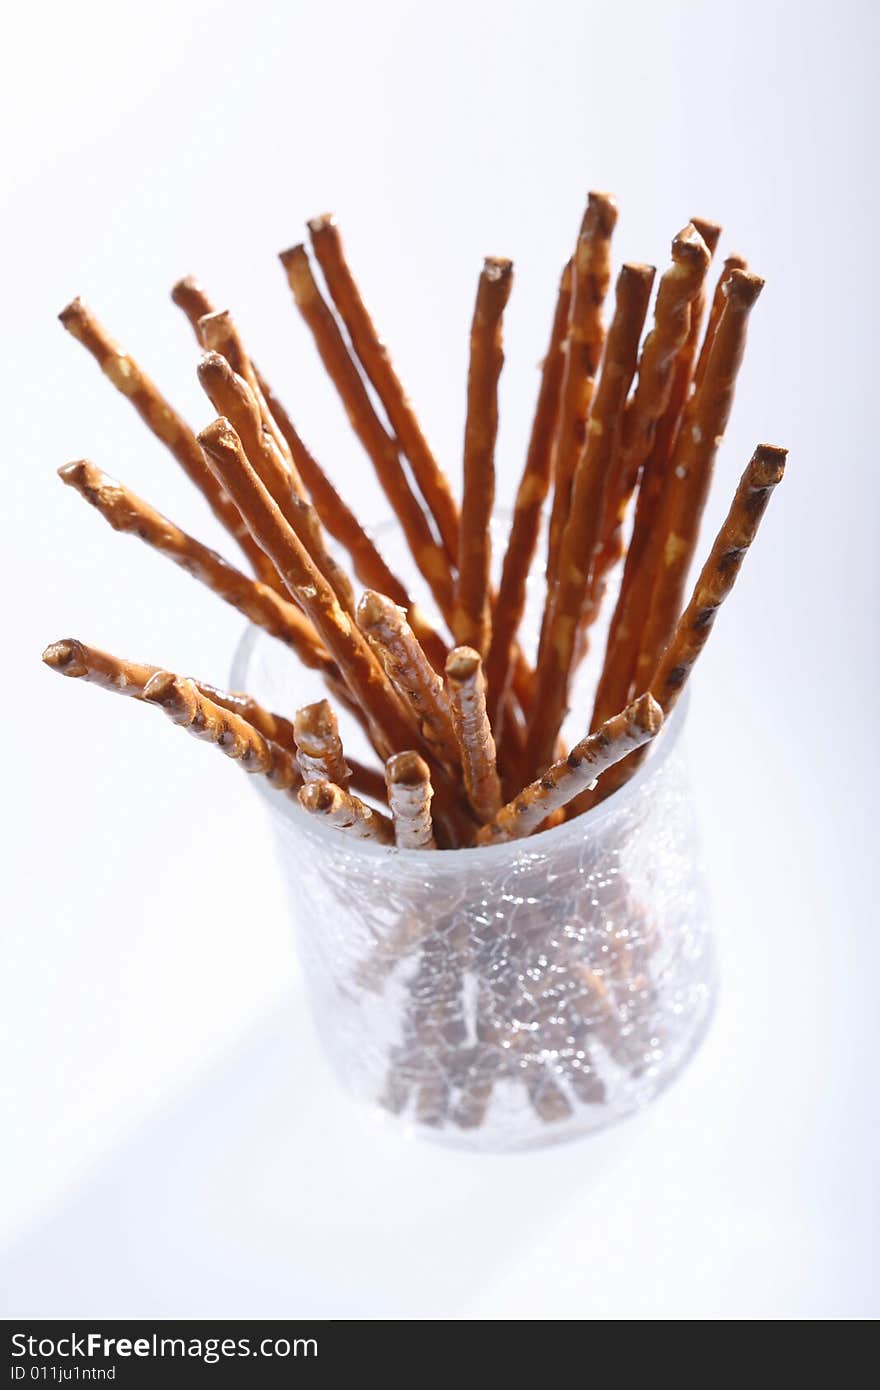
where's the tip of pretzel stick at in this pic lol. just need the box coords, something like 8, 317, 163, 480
673, 223, 711, 268
690, 218, 722, 256
298, 779, 339, 815
386, 750, 431, 787
171, 275, 203, 306
723, 268, 764, 306
723, 253, 749, 273
445, 645, 481, 684
42, 638, 88, 677
57, 459, 95, 489
198, 309, 235, 353
750, 443, 788, 486
294, 698, 334, 737
278, 244, 317, 301
307, 213, 338, 236
197, 415, 239, 459
483, 256, 513, 282
356, 589, 400, 632
583, 191, 619, 237
197, 349, 234, 388
629, 691, 665, 736
58, 297, 87, 333
620, 262, 656, 285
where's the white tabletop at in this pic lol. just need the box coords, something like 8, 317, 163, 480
2, 0, 877, 1320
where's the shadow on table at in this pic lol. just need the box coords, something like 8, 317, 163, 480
1, 995, 640, 1318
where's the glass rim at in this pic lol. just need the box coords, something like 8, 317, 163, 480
230, 622, 690, 866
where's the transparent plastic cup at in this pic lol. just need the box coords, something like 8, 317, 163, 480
231, 613, 715, 1152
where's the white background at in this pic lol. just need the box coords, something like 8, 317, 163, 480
2, 0, 878, 1319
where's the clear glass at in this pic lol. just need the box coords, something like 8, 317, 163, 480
231, 517, 715, 1151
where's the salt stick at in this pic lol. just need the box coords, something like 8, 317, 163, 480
143, 673, 302, 791
298, 779, 395, 845
294, 699, 351, 787
57, 461, 335, 673
279, 244, 455, 620
545, 192, 619, 588
590, 225, 723, 728
484, 259, 572, 730
356, 591, 459, 771
385, 751, 437, 850
526, 263, 656, 779
198, 418, 423, 763
692, 253, 749, 394
308, 214, 460, 565
454, 257, 514, 656
633, 268, 764, 692
197, 351, 356, 615
445, 647, 502, 825
477, 693, 663, 845
41, 638, 384, 799
579, 442, 785, 813
170, 276, 449, 673
197, 308, 293, 472
57, 298, 271, 583
651, 444, 787, 713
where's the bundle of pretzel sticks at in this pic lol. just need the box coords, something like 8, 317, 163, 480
44, 194, 786, 854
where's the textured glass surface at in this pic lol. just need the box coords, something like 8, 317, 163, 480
232, 623, 716, 1152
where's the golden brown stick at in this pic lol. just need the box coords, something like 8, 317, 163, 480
576, 224, 712, 657
41, 637, 383, 798
197, 308, 294, 471
356, 590, 459, 771
445, 647, 503, 825
279, 244, 455, 619
254, 370, 450, 673
591, 220, 723, 597
58, 460, 334, 672
477, 693, 663, 845
198, 418, 421, 762
57, 297, 270, 581
454, 257, 514, 654
298, 779, 394, 844
650, 444, 787, 712
545, 193, 619, 587
294, 699, 350, 787
308, 213, 460, 564
525, 263, 656, 777
385, 751, 437, 850
484, 259, 572, 729
633, 267, 764, 692
590, 231, 726, 728
171, 279, 452, 674
143, 672, 302, 791
692, 253, 748, 395
197, 351, 356, 615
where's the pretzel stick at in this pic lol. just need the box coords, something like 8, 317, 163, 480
591, 236, 728, 729
279, 244, 455, 619
143, 672, 302, 791
298, 779, 394, 845
197, 351, 356, 614
632, 267, 764, 692
445, 647, 502, 825
454, 257, 514, 654
294, 699, 350, 787
197, 308, 295, 473
650, 444, 787, 712
41, 638, 383, 798
484, 259, 572, 729
356, 590, 459, 771
477, 693, 662, 845
525, 263, 655, 777
692, 253, 748, 394
57, 298, 271, 582
582, 223, 711, 632
170, 278, 450, 674
545, 193, 618, 588
308, 213, 460, 564
197, 418, 420, 763
58, 460, 335, 672
385, 751, 437, 850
